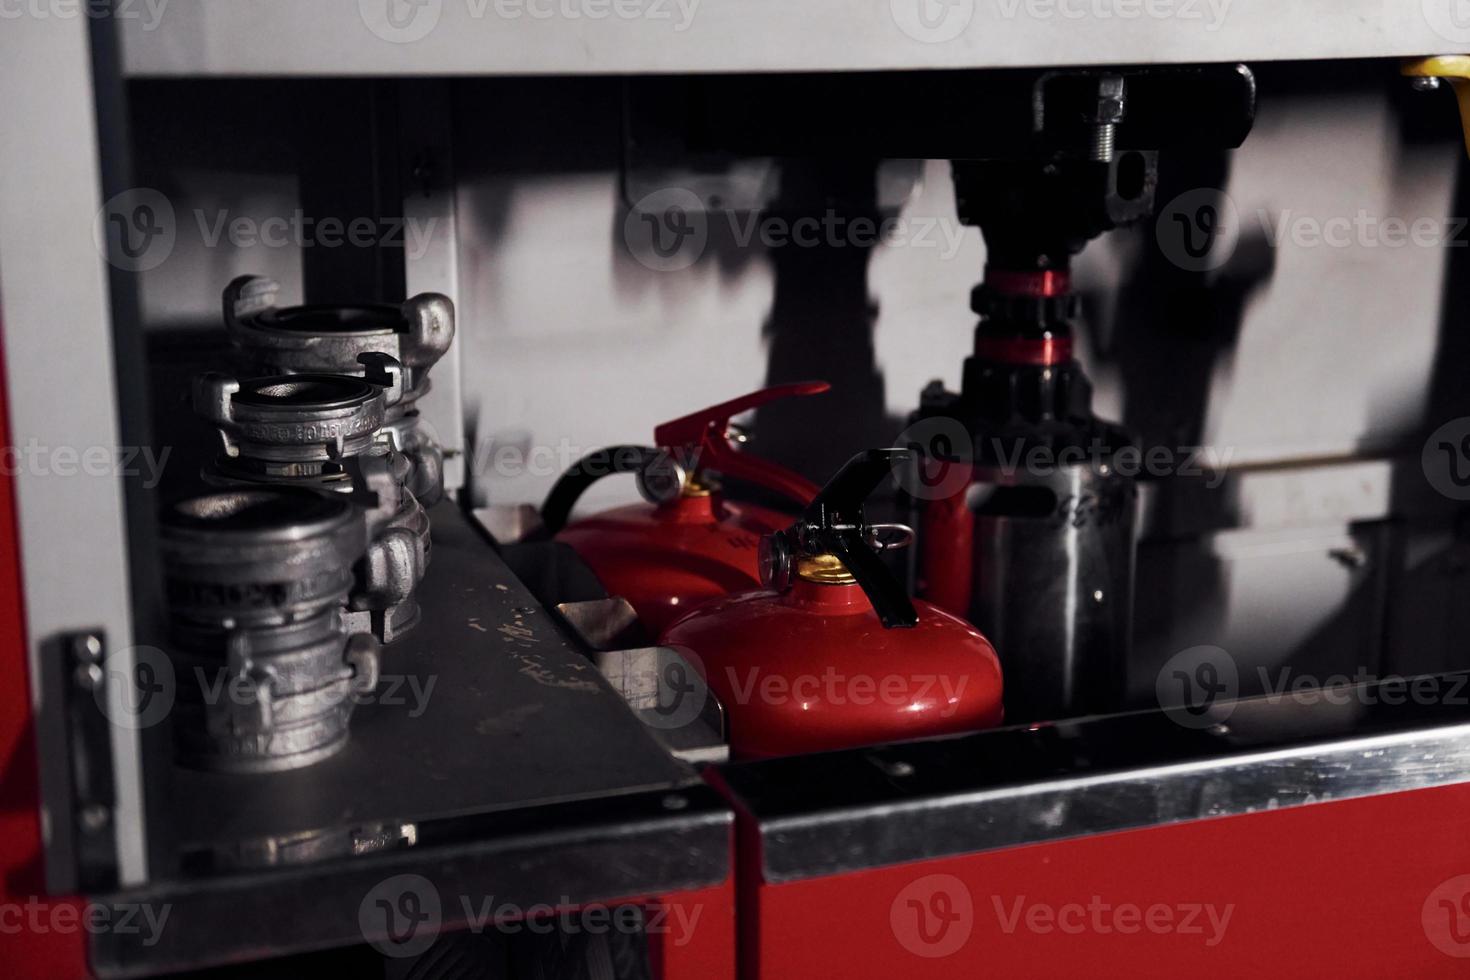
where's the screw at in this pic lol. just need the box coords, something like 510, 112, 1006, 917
73, 663, 103, 691
80, 805, 110, 834
1413, 76, 1443, 92
73, 633, 103, 664
1089, 76, 1127, 164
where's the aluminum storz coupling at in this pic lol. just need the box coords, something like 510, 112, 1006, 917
159, 488, 381, 773
222, 275, 455, 505
193, 355, 430, 642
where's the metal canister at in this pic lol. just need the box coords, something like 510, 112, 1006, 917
909, 275, 1139, 724
223, 275, 455, 505
917, 454, 1135, 722
160, 488, 380, 773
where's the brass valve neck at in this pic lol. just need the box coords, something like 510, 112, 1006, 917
681, 472, 715, 498
796, 553, 856, 585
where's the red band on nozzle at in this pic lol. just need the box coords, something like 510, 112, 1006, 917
974, 335, 1075, 366
984, 268, 1071, 298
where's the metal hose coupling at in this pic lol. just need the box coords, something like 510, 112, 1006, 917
343, 446, 432, 642
223, 276, 454, 505
160, 488, 380, 773
193, 355, 431, 643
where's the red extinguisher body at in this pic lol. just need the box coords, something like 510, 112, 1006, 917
556, 492, 791, 636
542, 382, 828, 635
661, 571, 1003, 759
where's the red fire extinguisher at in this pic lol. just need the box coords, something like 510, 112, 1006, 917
542, 382, 829, 635
659, 449, 1004, 759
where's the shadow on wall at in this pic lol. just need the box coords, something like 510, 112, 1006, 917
1114, 61, 1470, 696
1282, 66, 1470, 683
753, 158, 907, 484
1383, 127, 1470, 679
1108, 144, 1275, 701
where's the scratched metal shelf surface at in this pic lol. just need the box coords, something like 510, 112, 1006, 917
168, 502, 700, 855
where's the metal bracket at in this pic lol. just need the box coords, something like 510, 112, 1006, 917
62, 630, 120, 892
557, 597, 728, 765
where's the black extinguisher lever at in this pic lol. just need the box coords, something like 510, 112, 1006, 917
766, 449, 920, 630
822, 527, 919, 630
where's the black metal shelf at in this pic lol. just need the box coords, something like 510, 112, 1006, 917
90, 504, 729, 977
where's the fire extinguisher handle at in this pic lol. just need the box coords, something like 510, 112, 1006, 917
652, 380, 830, 509
822, 528, 919, 630
541, 446, 664, 534
809, 449, 913, 520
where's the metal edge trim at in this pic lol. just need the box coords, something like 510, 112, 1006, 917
757, 720, 1470, 883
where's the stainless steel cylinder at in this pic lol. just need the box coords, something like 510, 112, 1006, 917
193, 364, 431, 642
160, 488, 380, 773
223, 275, 454, 505
918, 460, 1137, 723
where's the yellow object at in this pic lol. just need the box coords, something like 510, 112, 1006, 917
796, 553, 856, 585
1404, 56, 1470, 158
